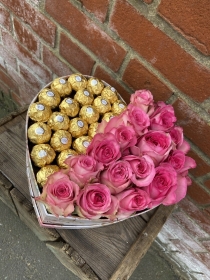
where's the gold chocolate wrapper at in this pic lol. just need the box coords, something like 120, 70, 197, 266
50, 130, 72, 152
79, 105, 99, 124
87, 77, 104, 95
28, 122, 51, 144
93, 96, 111, 114
47, 112, 70, 131
88, 122, 99, 138
36, 165, 59, 187
57, 149, 78, 168
102, 112, 116, 122
38, 88, 61, 108
112, 100, 127, 115
74, 89, 94, 106
59, 98, 80, 117
51, 77, 72, 97
69, 118, 88, 138
72, 136, 92, 154
101, 86, 118, 104
28, 102, 52, 122
68, 73, 87, 91
31, 144, 56, 167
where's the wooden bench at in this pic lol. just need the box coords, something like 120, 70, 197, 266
0, 108, 174, 280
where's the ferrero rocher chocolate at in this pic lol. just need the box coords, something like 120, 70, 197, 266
79, 105, 99, 124
87, 77, 104, 95
47, 112, 69, 131
72, 136, 92, 154
88, 122, 99, 138
28, 102, 52, 122
59, 98, 80, 117
51, 77, 72, 97
93, 96, 111, 114
102, 112, 115, 122
74, 89, 94, 106
112, 100, 127, 115
69, 118, 88, 138
36, 165, 59, 186
50, 130, 72, 152
57, 149, 78, 168
38, 88, 61, 108
68, 73, 87, 91
28, 122, 51, 144
31, 144, 56, 167
101, 86, 118, 104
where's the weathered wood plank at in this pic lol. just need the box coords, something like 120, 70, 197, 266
58, 215, 147, 280
46, 242, 99, 280
109, 205, 175, 280
10, 188, 60, 242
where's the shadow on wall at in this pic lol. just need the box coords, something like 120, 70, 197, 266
0, 90, 19, 119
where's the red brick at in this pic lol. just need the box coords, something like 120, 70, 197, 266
0, 81, 11, 95
110, 0, 210, 102
1, 0, 56, 46
0, 67, 19, 94
2, 30, 51, 83
173, 99, 210, 158
19, 64, 42, 92
59, 33, 95, 75
43, 46, 72, 78
122, 58, 172, 102
80, 0, 109, 22
20, 82, 38, 104
45, 0, 126, 72
158, 0, 210, 56
0, 4, 12, 31
13, 18, 39, 57
94, 66, 130, 104
187, 150, 210, 178
0, 45, 17, 70
143, 0, 153, 4
187, 181, 210, 205
11, 91, 22, 106
204, 179, 210, 191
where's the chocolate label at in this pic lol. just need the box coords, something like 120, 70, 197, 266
66, 98, 73, 104
36, 104, 45, 111
77, 120, 84, 128
55, 115, 64, 122
91, 79, 98, 86
59, 78, 66, 84
61, 137, 68, 144
86, 107, 93, 114
119, 103, 125, 109
84, 90, 90, 96
101, 99, 108, 105
75, 76, 82, 82
83, 141, 90, 148
38, 150, 47, 158
111, 87, 116, 92
35, 127, 45, 135
47, 91, 54, 97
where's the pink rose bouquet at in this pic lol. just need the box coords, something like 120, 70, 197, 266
36, 89, 196, 221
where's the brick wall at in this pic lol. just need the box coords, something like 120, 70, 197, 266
0, 0, 210, 278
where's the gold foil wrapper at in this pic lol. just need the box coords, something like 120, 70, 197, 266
38, 88, 61, 109
28, 122, 51, 144
36, 165, 59, 187
47, 112, 70, 131
88, 122, 99, 138
59, 98, 80, 117
79, 105, 99, 124
87, 77, 104, 95
28, 102, 52, 122
68, 73, 87, 91
74, 89, 94, 106
72, 136, 92, 154
93, 96, 111, 114
69, 118, 88, 138
50, 130, 72, 152
102, 112, 116, 122
112, 100, 127, 115
101, 86, 118, 104
57, 149, 78, 168
31, 144, 56, 167
51, 77, 72, 97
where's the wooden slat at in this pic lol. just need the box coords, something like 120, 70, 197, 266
58, 215, 147, 280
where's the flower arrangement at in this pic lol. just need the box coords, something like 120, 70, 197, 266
36, 89, 196, 220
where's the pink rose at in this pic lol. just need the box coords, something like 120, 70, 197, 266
130, 89, 154, 114
145, 163, 188, 207
150, 101, 176, 131
167, 150, 196, 174
100, 160, 133, 194
65, 155, 104, 187
87, 133, 121, 165
116, 188, 151, 219
127, 104, 150, 136
36, 171, 79, 217
123, 155, 155, 187
76, 183, 113, 219
137, 131, 173, 165
169, 126, 190, 153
